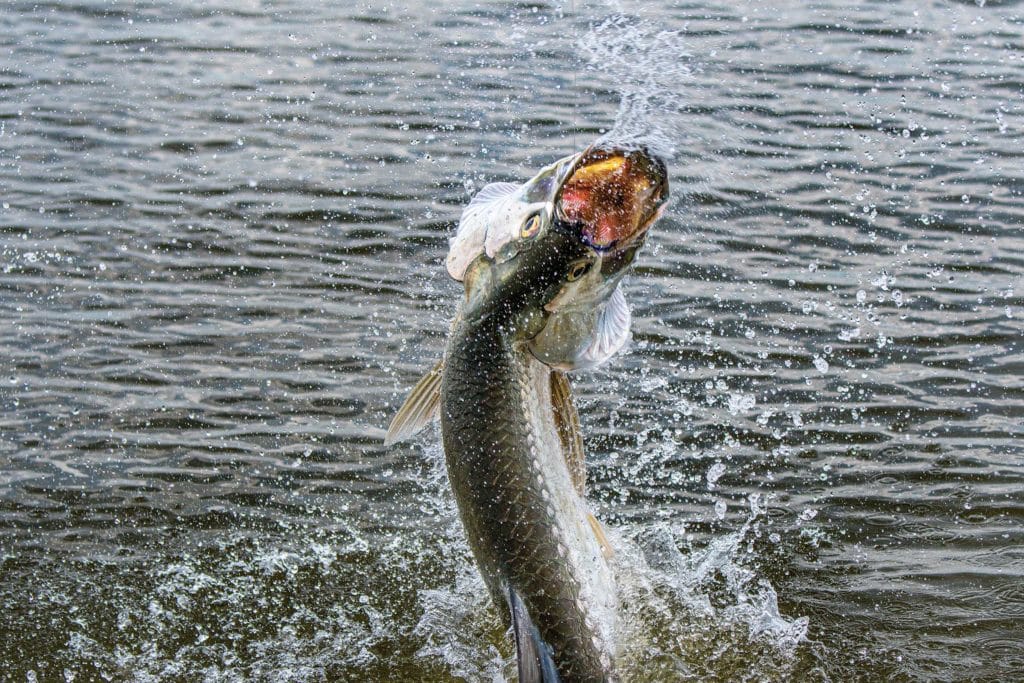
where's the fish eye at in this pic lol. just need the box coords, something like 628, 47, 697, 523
521, 213, 542, 239
566, 259, 592, 281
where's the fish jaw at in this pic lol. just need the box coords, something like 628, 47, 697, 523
555, 146, 669, 254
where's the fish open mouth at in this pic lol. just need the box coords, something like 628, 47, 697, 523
555, 146, 669, 252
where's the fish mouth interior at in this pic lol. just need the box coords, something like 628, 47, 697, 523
555, 146, 668, 251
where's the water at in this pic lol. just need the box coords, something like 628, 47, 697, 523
1, 1, 1022, 680
581, 14, 695, 158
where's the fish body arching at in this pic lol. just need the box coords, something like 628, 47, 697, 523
440, 260, 619, 679
387, 145, 669, 682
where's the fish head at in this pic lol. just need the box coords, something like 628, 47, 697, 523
448, 146, 668, 288
457, 145, 668, 341
447, 152, 579, 283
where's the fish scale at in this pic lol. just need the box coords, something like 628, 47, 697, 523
390, 146, 667, 681
442, 297, 615, 681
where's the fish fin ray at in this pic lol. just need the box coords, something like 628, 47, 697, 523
586, 512, 614, 560
383, 359, 442, 446
578, 284, 631, 367
509, 586, 561, 683
467, 181, 519, 208
447, 182, 520, 280
550, 371, 586, 495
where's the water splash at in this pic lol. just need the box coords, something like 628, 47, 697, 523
413, 560, 512, 681
58, 534, 389, 681
406, 447, 808, 681
610, 495, 808, 680
579, 15, 696, 159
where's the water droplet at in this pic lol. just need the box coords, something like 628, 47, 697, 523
726, 393, 756, 416
706, 462, 726, 489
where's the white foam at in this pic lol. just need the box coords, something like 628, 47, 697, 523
406, 445, 809, 680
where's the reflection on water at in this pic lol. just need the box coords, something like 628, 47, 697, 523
1, 1, 1022, 680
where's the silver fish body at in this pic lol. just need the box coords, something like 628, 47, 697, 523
388, 145, 669, 682
442, 228, 619, 681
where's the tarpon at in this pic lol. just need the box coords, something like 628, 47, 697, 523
386, 145, 669, 682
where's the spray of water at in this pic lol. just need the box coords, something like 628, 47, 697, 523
408, 444, 809, 681
579, 14, 696, 160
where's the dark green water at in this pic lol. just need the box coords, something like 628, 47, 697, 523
1, 1, 1021, 681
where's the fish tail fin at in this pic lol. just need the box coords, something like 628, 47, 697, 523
508, 586, 561, 683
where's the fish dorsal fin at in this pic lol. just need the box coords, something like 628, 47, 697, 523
577, 284, 632, 368
447, 182, 520, 281
509, 587, 561, 683
550, 370, 585, 495
384, 359, 442, 446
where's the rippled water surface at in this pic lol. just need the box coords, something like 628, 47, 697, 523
2, 1, 1022, 681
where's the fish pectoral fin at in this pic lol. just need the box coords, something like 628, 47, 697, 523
448, 181, 520, 281
509, 586, 561, 683
587, 512, 614, 560
383, 359, 442, 446
577, 284, 632, 368
549, 370, 586, 495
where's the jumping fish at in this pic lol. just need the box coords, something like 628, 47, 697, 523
386, 145, 669, 682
